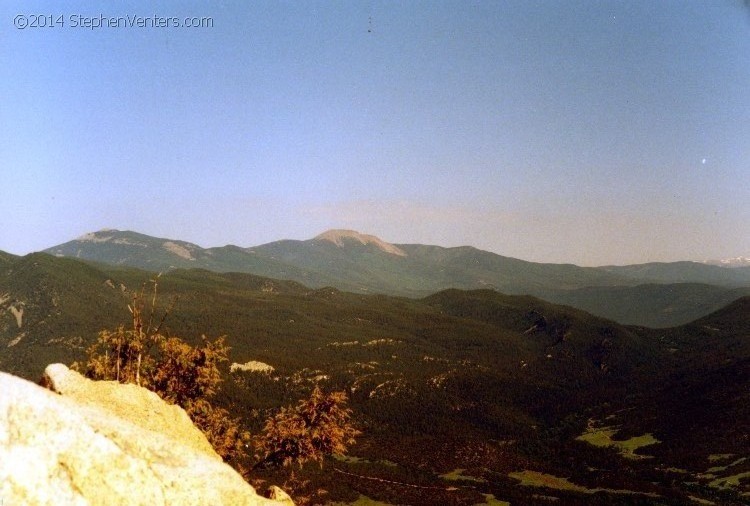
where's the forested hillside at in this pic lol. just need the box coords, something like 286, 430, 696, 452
1, 252, 748, 504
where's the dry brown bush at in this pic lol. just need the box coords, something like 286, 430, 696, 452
258, 385, 360, 469
74, 277, 250, 466
75, 276, 360, 489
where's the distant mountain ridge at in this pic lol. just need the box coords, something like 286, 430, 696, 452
600, 261, 750, 286
40, 228, 750, 327
703, 256, 750, 268
44, 229, 635, 294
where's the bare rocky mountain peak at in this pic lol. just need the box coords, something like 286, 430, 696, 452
162, 241, 195, 260
73, 229, 151, 248
313, 229, 407, 257
75, 230, 116, 243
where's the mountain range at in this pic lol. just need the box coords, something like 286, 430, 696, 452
0, 249, 748, 504
42, 228, 750, 327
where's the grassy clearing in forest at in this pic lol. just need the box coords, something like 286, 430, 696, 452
576, 424, 659, 459
508, 470, 660, 498
332, 454, 398, 467
473, 493, 511, 506
439, 468, 487, 483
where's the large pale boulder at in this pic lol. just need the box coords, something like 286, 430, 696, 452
0, 364, 293, 505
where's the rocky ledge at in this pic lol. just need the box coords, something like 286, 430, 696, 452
0, 364, 293, 505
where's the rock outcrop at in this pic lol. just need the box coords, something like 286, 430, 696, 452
0, 364, 293, 505
314, 229, 408, 256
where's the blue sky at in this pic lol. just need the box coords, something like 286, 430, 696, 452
1, 0, 748, 265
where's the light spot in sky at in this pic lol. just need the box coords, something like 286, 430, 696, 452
701, 158, 707, 165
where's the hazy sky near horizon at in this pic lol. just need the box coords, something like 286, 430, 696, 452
1, 1, 748, 265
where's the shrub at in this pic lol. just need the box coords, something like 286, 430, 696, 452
77, 276, 170, 386
151, 335, 228, 407
74, 277, 249, 466
258, 385, 360, 469
81, 325, 156, 386
75, 276, 360, 484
